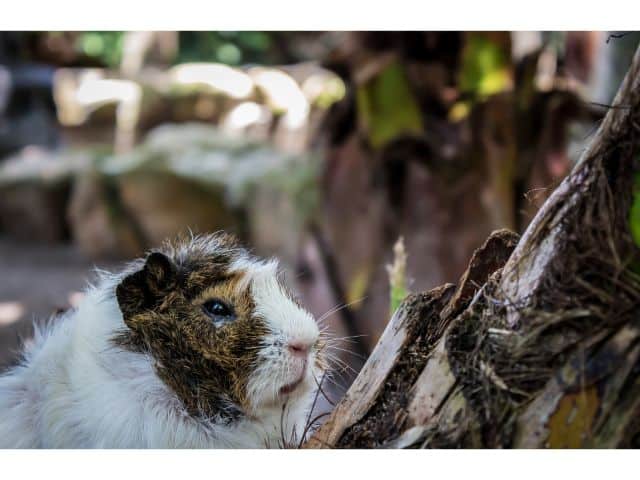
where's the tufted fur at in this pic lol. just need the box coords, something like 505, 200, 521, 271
0, 233, 322, 448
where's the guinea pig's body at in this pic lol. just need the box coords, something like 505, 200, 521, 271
0, 234, 323, 448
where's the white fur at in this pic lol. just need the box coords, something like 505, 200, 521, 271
0, 256, 320, 448
231, 258, 321, 412
229, 256, 321, 417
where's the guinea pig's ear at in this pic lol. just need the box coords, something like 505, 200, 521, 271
116, 252, 177, 325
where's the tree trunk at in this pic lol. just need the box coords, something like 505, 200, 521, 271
304, 43, 640, 449
306, 32, 603, 360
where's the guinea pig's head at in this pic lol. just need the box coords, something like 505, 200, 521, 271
113, 233, 322, 422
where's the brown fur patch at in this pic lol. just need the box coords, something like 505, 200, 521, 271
113, 234, 269, 423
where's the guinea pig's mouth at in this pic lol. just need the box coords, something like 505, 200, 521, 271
279, 360, 307, 395
279, 375, 305, 395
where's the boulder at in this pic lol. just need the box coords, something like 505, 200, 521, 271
0, 147, 88, 243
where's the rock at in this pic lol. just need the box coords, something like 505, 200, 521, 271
0, 182, 70, 242
68, 123, 319, 259
0, 147, 88, 243
67, 171, 145, 259
116, 170, 238, 248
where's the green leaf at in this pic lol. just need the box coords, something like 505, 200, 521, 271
356, 60, 423, 149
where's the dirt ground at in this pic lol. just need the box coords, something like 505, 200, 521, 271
0, 237, 119, 371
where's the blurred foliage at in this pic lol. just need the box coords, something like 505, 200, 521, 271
450, 34, 512, 122
356, 60, 423, 149
459, 34, 511, 97
314, 77, 347, 109
98, 123, 320, 226
346, 265, 372, 308
178, 32, 273, 65
76, 32, 125, 67
73, 31, 276, 68
264, 154, 321, 228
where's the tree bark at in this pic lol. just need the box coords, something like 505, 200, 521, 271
304, 43, 640, 449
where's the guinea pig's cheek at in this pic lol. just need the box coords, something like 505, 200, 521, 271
242, 344, 281, 409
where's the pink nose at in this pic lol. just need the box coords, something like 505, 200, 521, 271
287, 341, 311, 357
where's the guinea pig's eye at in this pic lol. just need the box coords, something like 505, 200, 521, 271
202, 299, 236, 325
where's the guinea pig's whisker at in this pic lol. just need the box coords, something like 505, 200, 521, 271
315, 297, 366, 326
315, 304, 341, 326
318, 326, 332, 336
327, 368, 352, 388
325, 345, 367, 361
321, 361, 350, 385
319, 345, 354, 365
313, 349, 349, 386
319, 348, 350, 369
322, 373, 348, 395
327, 334, 368, 344
323, 338, 367, 358
324, 353, 358, 377
324, 335, 367, 347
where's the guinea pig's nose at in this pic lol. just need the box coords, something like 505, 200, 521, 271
287, 341, 311, 358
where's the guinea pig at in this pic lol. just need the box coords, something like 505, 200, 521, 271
0, 233, 326, 448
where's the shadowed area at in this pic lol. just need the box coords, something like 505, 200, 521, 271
0, 237, 117, 370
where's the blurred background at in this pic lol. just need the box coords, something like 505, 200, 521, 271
0, 31, 638, 402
